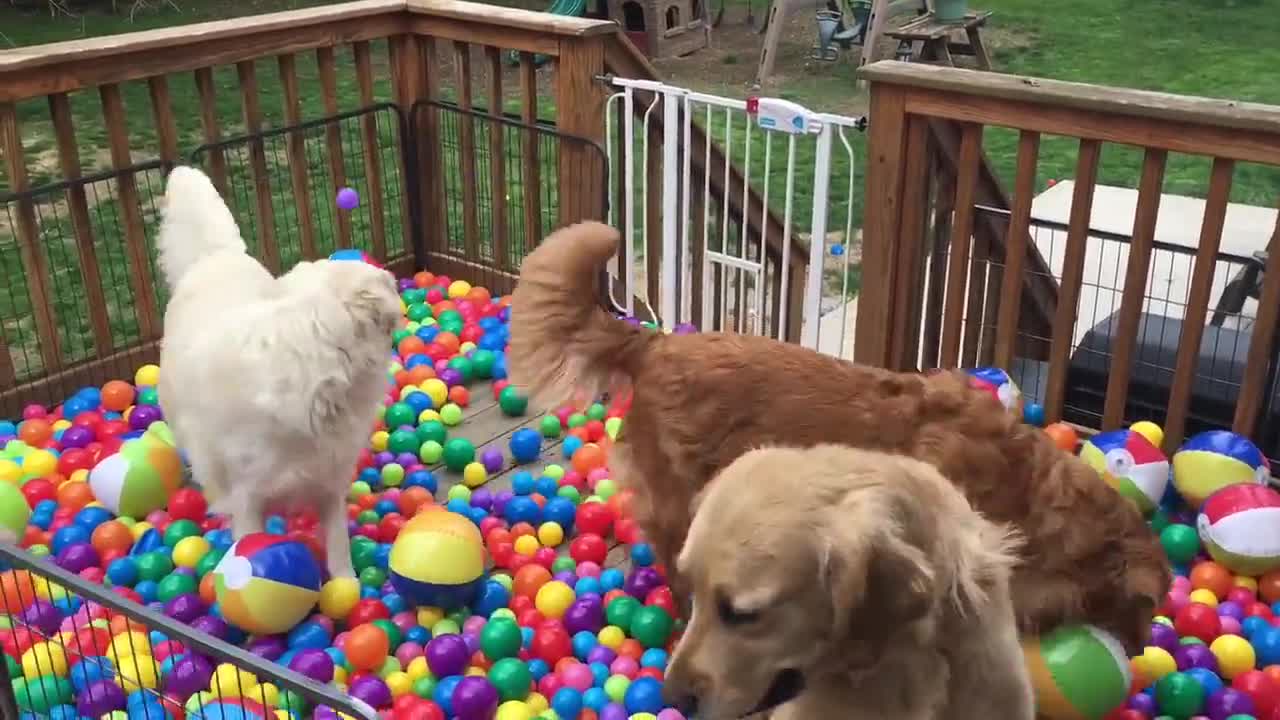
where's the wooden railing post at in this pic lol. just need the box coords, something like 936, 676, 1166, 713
556, 35, 607, 226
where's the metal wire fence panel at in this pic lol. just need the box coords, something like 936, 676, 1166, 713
410, 100, 608, 297
0, 543, 376, 719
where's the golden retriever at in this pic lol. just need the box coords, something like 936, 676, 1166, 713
157, 166, 401, 579
662, 445, 1034, 720
507, 221, 1170, 652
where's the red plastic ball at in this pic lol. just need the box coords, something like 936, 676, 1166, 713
575, 504, 615, 537
378, 513, 407, 543
1235, 669, 1280, 716
57, 448, 93, 476
1250, 602, 1275, 619
517, 609, 545, 627
531, 627, 573, 665
348, 598, 392, 627
570, 534, 609, 565
614, 517, 643, 545
1174, 602, 1222, 643
168, 488, 208, 522
533, 547, 558, 569
646, 586, 677, 616
21, 479, 56, 508
1103, 710, 1147, 720
636, 667, 664, 682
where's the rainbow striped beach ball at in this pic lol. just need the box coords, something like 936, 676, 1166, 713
963, 366, 1023, 416
1172, 430, 1270, 509
1023, 624, 1131, 720
1079, 428, 1169, 515
212, 533, 322, 635
1197, 483, 1280, 576
389, 507, 485, 609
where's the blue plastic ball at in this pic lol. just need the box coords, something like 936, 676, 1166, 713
504, 496, 541, 525
509, 428, 543, 464
583, 687, 610, 711
575, 577, 602, 597
552, 687, 585, 720
404, 469, 438, 493
624, 677, 665, 714
1252, 626, 1280, 666
1022, 402, 1046, 427
526, 658, 550, 681
73, 506, 113, 532
573, 630, 598, 660
1243, 616, 1270, 638
50, 524, 89, 554
563, 436, 584, 459
406, 626, 430, 645
434, 675, 463, 716
599, 568, 625, 592
640, 648, 668, 669
106, 557, 139, 586
543, 497, 576, 530
630, 543, 655, 567
1185, 666, 1224, 697
404, 391, 433, 414
287, 622, 331, 650
534, 476, 560, 499
511, 472, 536, 496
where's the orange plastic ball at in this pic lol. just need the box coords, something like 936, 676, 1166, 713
1260, 571, 1280, 605
512, 564, 553, 600
1264, 665, 1280, 686
510, 523, 536, 539
448, 386, 471, 408
394, 370, 413, 388
433, 300, 457, 316
199, 573, 217, 605
1191, 561, 1235, 600
433, 332, 460, 355
407, 366, 436, 386
91, 521, 135, 557
618, 639, 644, 659
1043, 422, 1079, 452
18, 419, 53, 446
345, 624, 391, 671
398, 487, 434, 517
571, 444, 607, 474
398, 336, 427, 357
467, 287, 492, 305
0, 570, 37, 614
100, 380, 136, 412
57, 480, 96, 511
414, 271, 436, 288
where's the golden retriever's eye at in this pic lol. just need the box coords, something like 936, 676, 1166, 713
716, 593, 760, 626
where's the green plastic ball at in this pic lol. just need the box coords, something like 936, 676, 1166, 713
412, 676, 437, 699
1149, 507, 1172, 535
407, 303, 432, 323
605, 596, 641, 633
480, 618, 523, 660
1160, 523, 1200, 566
440, 404, 464, 426
416, 420, 448, 445
420, 440, 444, 464
352, 537, 379, 572
388, 429, 420, 455
136, 551, 174, 582
403, 288, 427, 305
14, 675, 72, 713
382, 463, 405, 487
357, 510, 380, 526
471, 349, 496, 379
163, 519, 200, 547
156, 572, 197, 602
552, 556, 576, 574
539, 416, 562, 438
586, 403, 606, 421
360, 566, 387, 589
385, 402, 417, 429
195, 549, 224, 578
489, 657, 533, 702
372, 618, 403, 648
629, 606, 674, 648
557, 486, 582, 503
447, 356, 474, 384
1154, 671, 1204, 719
137, 387, 159, 406
443, 437, 477, 472
437, 309, 463, 328
499, 387, 529, 416
567, 413, 587, 429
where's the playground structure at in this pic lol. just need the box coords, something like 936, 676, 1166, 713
753, 0, 928, 86
602, 0, 710, 57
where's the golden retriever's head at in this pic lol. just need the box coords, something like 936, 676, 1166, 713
662, 446, 939, 719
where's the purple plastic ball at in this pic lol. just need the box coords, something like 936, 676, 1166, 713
621, 316, 642, 327
165, 654, 214, 699
426, 633, 471, 677
624, 567, 663, 600
1217, 600, 1246, 620
1149, 622, 1180, 653
78, 679, 127, 716
563, 596, 605, 634
492, 491, 514, 515
1206, 687, 1255, 720
60, 426, 94, 449
673, 322, 698, 335
1127, 691, 1157, 715
452, 676, 500, 720
163, 593, 206, 624
289, 648, 336, 683
128, 404, 163, 431
374, 451, 396, 467
587, 645, 617, 665
601, 702, 629, 720
349, 675, 392, 708
189, 615, 229, 640
470, 488, 494, 510
398, 278, 416, 292
56, 542, 99, 573
1174, 642, 1219, 672
395, 452, 419, 468
553, 571, 576, 585
481, 448, 504, 473
20, 600, 62, 636
247, 634, 288, 661
439, 368, 464, 387
464, 632, 481, 655
336, 187, 360, 211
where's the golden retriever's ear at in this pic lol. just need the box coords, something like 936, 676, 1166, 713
821, 493, 936, 665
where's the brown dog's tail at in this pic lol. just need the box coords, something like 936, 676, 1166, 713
508, 222, 655, 410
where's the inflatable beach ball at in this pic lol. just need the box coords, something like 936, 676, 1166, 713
964, 366, 1022, 416
0, 481, 30, 543
389, 507, 485, 609
1079, 428, 1169, 515
88, 421, 183, 518
212, 534, 322, 635
329, 248, 382, 269
1024, 624, 1131, 720
1197, 483, 1280, 576
1173, 430, 1269, 509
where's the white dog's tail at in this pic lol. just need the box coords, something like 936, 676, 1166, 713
157, 166, 247, 290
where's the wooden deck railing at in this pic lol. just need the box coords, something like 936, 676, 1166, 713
856, 61, 1280, 453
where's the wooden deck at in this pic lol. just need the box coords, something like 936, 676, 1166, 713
422, 381, 634, 572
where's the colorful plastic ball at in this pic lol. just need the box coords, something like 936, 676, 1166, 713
1212, 634, 1258, 678
212, 533, 323, 635
335, 189, 361, 211
963, 366, 1023, 415
389, 508, 485, 608
509, 429, 542, 464
1162, 523, 1202, 566
1156, 670, 1207, 718
442, 438, 477, 473
1175, 602, 1223, 643
1198, 483, 1280, 576
346, 623, 392, 672
0, 481, 31, 543
1079, 428, 1170, 514
88, 423, 183, 517
623, 677, 664, 715
535, 581, 576, 619
1022, 624, 1130, 720
1174, 430, 1270, 509
628, 606, 673, 649
499, 387, 528, 417
489, 657, 533, 702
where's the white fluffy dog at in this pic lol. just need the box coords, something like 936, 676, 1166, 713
156, 166, 400, 579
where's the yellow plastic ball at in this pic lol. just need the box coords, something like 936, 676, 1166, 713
526, 692, 549, 713
514, 535, 541, 557
441, 403, 464, 427
21, 642, 68, 678
172, 536, 211, 568
319, 577, 361, 620
23, 450, 57, 479
496, 701, 534, 720
129, 522, 153, 541
1235, 575, 1260, 592
598, 625, 625, 649
535, 581, 575, 619
211, 663, 258, 697
1135, 645, 1177, 681
447, 280, 473, 299
631, 715, 658, 720
248, 682, 280, 707
135, 364, 160, 387
0, 459, 21, 484
117, 654, 160, 691
333, 666, 348, 685
422, 379, 449, 408
110, 631, 151, 661
51, 420, 72, 432
418, 409, 442, 425
387, 671, 412, 696
543, 465, 565, 481
371, 430, 390, 452
406, 657, 430, 681
537, 522, 565, 547
399, 385, 420, 401
447, 485, 473, 503
463, 462, 488, 488
604, 417, 623, 440
418, 606, 445, 628
465, 666, 487, 677
1130, 421, 1164, 449
459, 341, 477, 355
1189, 589, 1220, 608
1211, 634, 1256, 678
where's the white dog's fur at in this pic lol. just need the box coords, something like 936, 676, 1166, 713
156, 166, 400, 579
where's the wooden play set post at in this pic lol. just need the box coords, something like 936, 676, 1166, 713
754, 0, 912, 87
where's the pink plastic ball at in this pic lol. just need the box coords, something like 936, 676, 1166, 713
145, 510, 169, 526
1221, 616, 1243, 635
480, 518, 505, 536
1229, 587, 1257, 606
1172, 576, 1193, 593
395, 642, 424, 667
560, 663, 594, 692
657, 710, 686, 720
1167, 589, 1192, 615
576, 562, 602, 579
23, 405, 47, 420
587, 468, 610, 485
610, 656, 639, 678
538, 674, 562, 698
463, 616, 487, 635
393, 612, 417, 633
534, 548, 558, 568
334, 631, 350, 650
